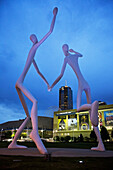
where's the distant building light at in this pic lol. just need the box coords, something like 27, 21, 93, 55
98, 101, 107, 105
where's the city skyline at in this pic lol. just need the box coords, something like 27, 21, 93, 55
0, 0, 113, 124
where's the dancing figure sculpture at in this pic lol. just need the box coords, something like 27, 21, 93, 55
8, 7, 58, 155
49, 44, 105, 151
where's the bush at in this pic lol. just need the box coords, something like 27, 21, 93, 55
84, 137, 90, 142
54, 136, 60, 142
72, 137, 77, 143
78, 134, 83, 142
5, 131, 12, 139
65, 136, 71, 142
60, 137, 65, 142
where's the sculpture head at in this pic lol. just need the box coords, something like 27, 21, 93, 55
62, 44, 69, 56
53, 7, 58, 16
30, 34, 38, 44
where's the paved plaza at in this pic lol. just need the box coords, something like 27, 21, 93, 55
0, 148, 113, 157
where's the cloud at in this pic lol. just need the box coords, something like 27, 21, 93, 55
0, 103, 25, 124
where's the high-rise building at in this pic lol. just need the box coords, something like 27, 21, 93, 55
59, 85, 73, 110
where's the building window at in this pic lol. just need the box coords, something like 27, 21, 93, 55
79, 113, 89, 130
68, 114, 77, 130
58, 116, 66, 130
104, 111, 113, 127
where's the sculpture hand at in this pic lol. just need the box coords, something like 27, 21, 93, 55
48, 86, 52, 92
69, 49, 79, 54
69, 49, 74, 53
53, 7, 58, 16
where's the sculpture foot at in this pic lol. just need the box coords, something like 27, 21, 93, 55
8, 142, 27, 149
91, 101, 99, 127
91, 145, 105, 151
30, 130, 48, 155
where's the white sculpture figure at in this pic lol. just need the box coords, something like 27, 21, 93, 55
8, 7, 58, 155
49, 44, 105, 151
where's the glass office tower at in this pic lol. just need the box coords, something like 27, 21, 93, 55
59, 86, 73, 110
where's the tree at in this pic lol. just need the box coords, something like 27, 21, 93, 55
101, 126, 110, 141
5, 131, 12, 139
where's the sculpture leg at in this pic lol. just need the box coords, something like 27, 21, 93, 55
91, 126, 105, 151
85, 87, 92, 117
85, 87, 91, 105
16, 84, 48, 154
10, 83, 47, 154
76, 88, 82, 111
29, 100, 48, 154
8, 117, 30, 148
90, 101, 105, 151
77, 88, 91, 112
77, 104, 91, 112
8, 87, 30, 148
90, 101, 99, 127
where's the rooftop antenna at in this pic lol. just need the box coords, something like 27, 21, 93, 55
65, 80, 68, 87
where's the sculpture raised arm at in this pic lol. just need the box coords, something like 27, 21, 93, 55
34, 7, 58, 49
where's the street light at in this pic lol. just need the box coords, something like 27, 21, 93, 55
41, 129, 44, 138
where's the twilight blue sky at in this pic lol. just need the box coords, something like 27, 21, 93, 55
0, 0, 113, 124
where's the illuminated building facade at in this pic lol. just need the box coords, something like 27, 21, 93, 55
0, 117, 53, 141
59, 86, 73, 110
53, 104, 113, 138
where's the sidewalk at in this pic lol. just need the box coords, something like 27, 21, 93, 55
0, 148, 113, 157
